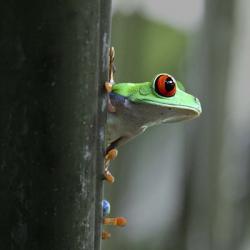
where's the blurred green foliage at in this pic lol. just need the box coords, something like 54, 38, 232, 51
111, 12, 188, 83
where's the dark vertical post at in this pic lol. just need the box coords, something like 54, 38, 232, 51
0, 0, 111, 249
95, 1, 112, 250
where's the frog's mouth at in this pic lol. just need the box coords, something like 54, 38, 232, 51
140, 99, 202, 119
170, 103, 202, 118
168, 105, 202, 121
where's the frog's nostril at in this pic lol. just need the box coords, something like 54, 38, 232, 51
194, 97, 202, 114
195, 97, 200, 103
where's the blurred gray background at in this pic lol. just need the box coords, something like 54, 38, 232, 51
103, 0, 250, 249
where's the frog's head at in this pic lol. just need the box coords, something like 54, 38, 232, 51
112, 73, 202, 122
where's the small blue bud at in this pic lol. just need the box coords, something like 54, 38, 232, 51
102, 200, 111, 216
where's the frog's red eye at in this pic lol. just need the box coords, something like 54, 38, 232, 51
154, 74, 176, 97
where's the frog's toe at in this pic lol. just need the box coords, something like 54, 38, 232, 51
105, 81, 113, 93
103, 170, 115, 184
105, 148, 118, 166
102, 231, 111, 240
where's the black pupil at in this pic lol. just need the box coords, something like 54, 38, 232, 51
165, 77, 175, 91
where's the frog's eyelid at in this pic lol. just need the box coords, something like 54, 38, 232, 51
176, 81, 186, 91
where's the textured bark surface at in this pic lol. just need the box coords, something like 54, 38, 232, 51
0, 0, 111, 249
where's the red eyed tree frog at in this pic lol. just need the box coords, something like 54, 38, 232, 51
104, 48, 202, 183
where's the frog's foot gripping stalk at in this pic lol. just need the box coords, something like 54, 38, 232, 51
101, 199, 127, 240
102, 217, 127, 240
102, 218, 127, 240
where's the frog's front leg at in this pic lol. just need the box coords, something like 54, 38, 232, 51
103, 136, 131, 183
105, 47, 116, 113
103, 48, 132, 183
103, 47, 118, 183
103, 148, 118, 183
